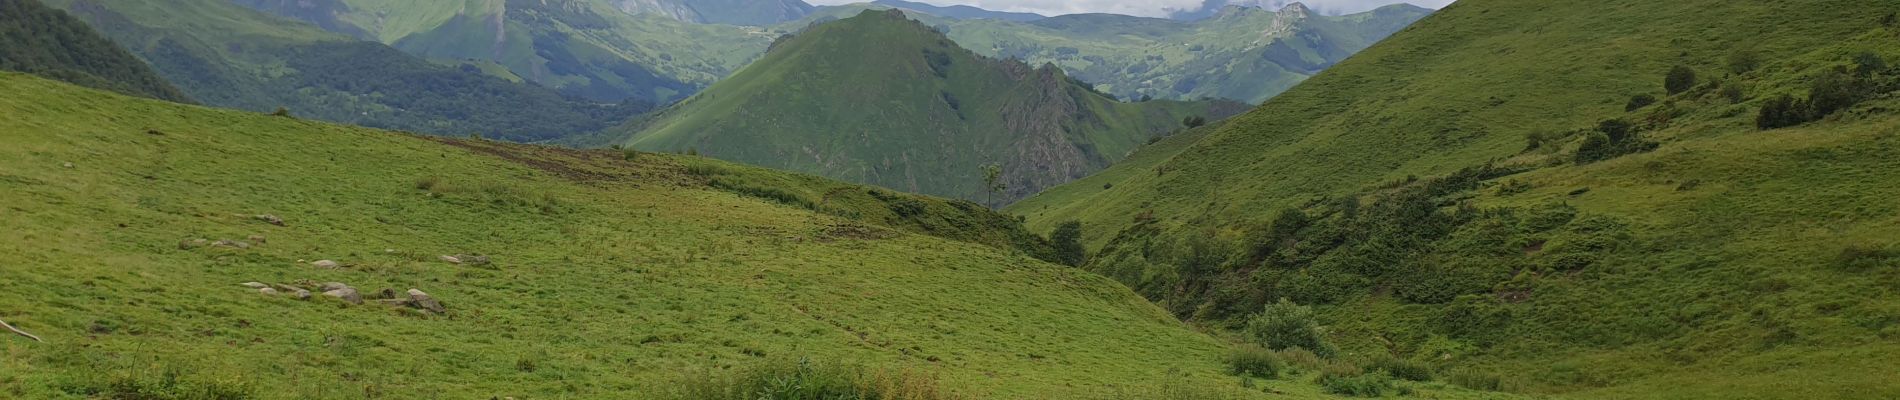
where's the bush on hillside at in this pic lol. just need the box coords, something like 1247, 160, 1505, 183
1664, 65, 1698, 95
1051, 221, 1087, 267
1853, 52, 1887, 77
1183, 115, 1208, 128
1276, 347, 1326, 371
1223, 344, 1284, 379
1574, 119, 1657, 164
1319, 370, 1395, 397
1368, 356, 1434, 381
1244, 299, 1336, 358
1756, 94, 1808, 130
1625, 94, 1657, 111
1728, 50, 1764, 74
1808, 68, 1865, 118
1720, 82, 1747, 104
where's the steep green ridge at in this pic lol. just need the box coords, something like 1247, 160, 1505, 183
616, 10, 1244, 205
1013, 0, 1900, 397
787, 3, 1430, 103
237, 0, 773, 103
47, 0, 643, 142
0, 0, 190, 102
0, 72, 1325, 399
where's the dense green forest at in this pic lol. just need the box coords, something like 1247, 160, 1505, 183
0, 0, 189, 102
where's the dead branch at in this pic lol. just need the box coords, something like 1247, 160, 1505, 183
0, 317, 41, 342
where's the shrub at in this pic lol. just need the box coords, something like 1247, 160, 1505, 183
1244, 299, 1336, 358
1223, 344, 1283, 379
1368, 356, 1434, 381
1625, 94, 1657, 111
1807, 68, 1864, 118
1664, 65, 1697, 94
1051, 221, 1087, 267
1756, 94, 1807, 130
622, 149, 640, 161
1276, 347, 1326, 371
1319, 371, 1393, 397
270, 106, 292, 117
1523, 131, 1548, 151
1448, 370, 1504, 391
1720, 82, 1746, 104
1727, 50, 1763, 74
1853, 52, 1886, 77
1183, 115, 1208, 128
1575, 119, 1656, 164
662, 358, 962, 400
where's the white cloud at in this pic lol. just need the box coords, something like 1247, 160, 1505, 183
804, 0, 1453, 18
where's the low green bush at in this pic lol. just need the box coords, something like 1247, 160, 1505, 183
1318, 370, 1394, 397
1368, 356, 1434, 381
1222, 344, 1283, 379
1448, 370, 1505, 391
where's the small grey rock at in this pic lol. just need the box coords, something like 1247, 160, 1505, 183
241, 282, 269, 289
259, 288, 279, 295
311, 260, 339, 269
319, 282, 351, 292
254, 214, 285, 226
246, 235, 267, 244
322, 287, 363, 304
407, 289, 446, 314
179, 238, 210, 250
438, 255, 462, 264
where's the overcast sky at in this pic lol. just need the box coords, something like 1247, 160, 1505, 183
806, 0, 1455, 18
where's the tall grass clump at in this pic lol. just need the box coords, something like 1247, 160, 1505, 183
1367, 356, 1434, 381
1222, 344, 1283, 379
662, 358, 962, 400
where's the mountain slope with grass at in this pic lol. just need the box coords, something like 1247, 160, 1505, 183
1012, 0, 1900, 397
786, 3, 1429, 103
863, 0, 1045, 22
234, 0, 774, 103
0, 0, 190, 103
45, 0, 644, 142
615, 10, 1245, 205
0, 71, 1365, 399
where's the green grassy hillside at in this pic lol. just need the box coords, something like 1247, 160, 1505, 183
788, 3, 1430, 103
0, 71, 1337, 399
615, 10, 1243, 206
47, 0, 643, 142
1013, 0, 1900, 397
0, 0, 190, 102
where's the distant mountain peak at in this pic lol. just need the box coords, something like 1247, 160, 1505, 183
1278, 2, 1312, 17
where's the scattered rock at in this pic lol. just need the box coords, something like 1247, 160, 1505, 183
311, 260, 339, 269
241, 282, 269, 289
62, 162, 74, 168
213, 240, 251, 249
254, 214, 285, 226
179, 238, 210, 250
438, 255, 462, 264
258, 288, 278, 295
319, 282, 351, 292
407, 289, 446, 314
247, 235, 267, 244
273, 284, 311, 300
322, 287, 363, 304
458, 254, 491, 266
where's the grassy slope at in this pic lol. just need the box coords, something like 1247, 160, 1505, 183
49, 0, 642, 142
0, 0, 191, 103
1006, 121, 1220, 230
1014, 0, 1900, 397
243, 0, 773, 102
0, 72, 1291, 399
620, 10, 1231, 205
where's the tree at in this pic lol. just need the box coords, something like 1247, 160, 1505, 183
1183, 115, 1208, 128
1755, 94, 1805, 130
981, 164, 1005, 202
1664, 65, 1698, 95
1244, 299, 1335, 358
1808, 68, 1862, 119
1051, 221, 1086, 266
